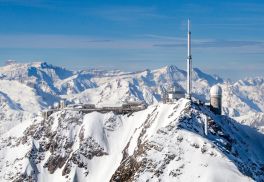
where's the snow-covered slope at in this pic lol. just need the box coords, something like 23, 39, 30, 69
221, 77, 264, 132
0, 99, 263, 181
0, 80, 42, 134
0, 61, 263, 181
0, 62, 262, 135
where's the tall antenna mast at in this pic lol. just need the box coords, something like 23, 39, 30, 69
186, 19, 192, 99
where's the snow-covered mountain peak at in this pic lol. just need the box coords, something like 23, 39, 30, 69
158, 65, 183, 73
0, 61, 73, 81
192, 67, 223, 85
0, 98, 263, 181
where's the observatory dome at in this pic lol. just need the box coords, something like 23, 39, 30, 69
210, 85, 222, 96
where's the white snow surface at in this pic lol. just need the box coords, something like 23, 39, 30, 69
0, 62, 263, 181
0, 98, 263, 181
0, 62, 263, 135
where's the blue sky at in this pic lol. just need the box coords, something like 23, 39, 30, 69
0, 0, 263, 80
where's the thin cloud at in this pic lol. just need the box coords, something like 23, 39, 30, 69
153, 40, 264, 48
197, 40, 264, 48
0, 34, 152, 49
87, 6, 169, 21
0, 34, 263, 56
153, 43, 185, 48
83, 39, 112, 43
141, 34, 184, 41
0, 34, 115, 49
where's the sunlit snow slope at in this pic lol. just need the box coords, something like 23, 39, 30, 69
0, 99, 263, 181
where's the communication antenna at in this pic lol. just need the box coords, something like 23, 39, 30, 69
186, 19, 192, 99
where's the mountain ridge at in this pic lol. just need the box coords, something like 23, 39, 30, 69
0, 62, 263, 133
0, 99, 263, 181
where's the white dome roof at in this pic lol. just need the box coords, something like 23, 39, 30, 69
210, 85, 222, 96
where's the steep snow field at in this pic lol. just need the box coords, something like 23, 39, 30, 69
0, 80, 41, 134
0, 99, 263, 181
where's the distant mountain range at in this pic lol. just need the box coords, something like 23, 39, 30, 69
0, 62, 262, 134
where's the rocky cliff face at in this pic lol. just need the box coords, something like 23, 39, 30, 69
1, 99, 263, 182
